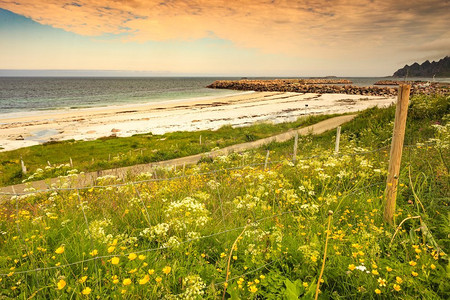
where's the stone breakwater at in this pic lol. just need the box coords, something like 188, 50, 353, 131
208, 79, 396, 96
207, 79, 449, 96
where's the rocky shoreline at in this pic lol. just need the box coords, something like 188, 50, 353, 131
207, 79, 449, 96
374, 80, 427, 85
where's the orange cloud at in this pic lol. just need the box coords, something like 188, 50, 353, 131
1, 0, 449, 58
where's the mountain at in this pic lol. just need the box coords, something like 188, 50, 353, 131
393, 56, 450, 77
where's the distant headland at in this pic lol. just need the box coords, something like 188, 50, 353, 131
393, 56, 450, 77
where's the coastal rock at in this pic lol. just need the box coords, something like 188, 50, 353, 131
207, 79, 449, 96
111, 128, 121, 133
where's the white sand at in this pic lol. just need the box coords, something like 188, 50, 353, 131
0, 92, 395, 151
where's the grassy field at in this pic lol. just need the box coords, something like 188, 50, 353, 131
0, 114, 334, 186
0, 94, 448, 299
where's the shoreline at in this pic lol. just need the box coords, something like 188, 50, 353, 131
0, 91, 396, 152
0, 91, 252, 121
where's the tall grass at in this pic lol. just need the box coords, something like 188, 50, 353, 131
0, 94, 448, 299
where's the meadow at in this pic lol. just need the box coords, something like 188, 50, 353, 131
0, 94, 448, 299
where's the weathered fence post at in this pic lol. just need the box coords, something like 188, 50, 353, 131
69, 157, 73, 168
384, 84, 411, 225
334, 126, 341, 155
264, 150, 270, 170
20, 159, 27, 175
293, 132, 298, 164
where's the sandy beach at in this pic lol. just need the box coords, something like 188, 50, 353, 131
0, 92, 396, 151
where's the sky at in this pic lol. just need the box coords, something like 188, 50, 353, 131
0, 0, 449, 76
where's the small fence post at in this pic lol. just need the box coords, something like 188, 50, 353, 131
293, 132, 298, 164
384, 84, 411, 225
69, 157, 73, 168
334, 126, 341, 155
199, 135, 202, 145
264, 150, 270, 170
20, 159, 27, 175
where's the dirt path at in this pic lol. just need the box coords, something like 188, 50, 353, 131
1, 114, 355, 194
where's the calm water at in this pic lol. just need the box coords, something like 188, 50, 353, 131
0, 76, 448, 114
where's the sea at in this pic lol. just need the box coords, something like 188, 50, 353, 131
0, 76, 448, 115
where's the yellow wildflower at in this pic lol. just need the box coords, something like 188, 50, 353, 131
79, 276, 87, 284
155, 276, 162, 283
89, 250, 98, 257
57, 279, 66, 290
386, 267, 392, 272
123, 278, 132, 286
107, 246, 115, 253
375, 289, 381, 294
55, 246, 65, 254
412, 271, 418, 277
430, 264, 436, 270
377, 278, 386, 287
82, 287, 92, 295
348, 264, 356, 271
395, 277, 403, 284
162, 266, 171, 275
220, 253, 226, 258
139, 275, 150, 285
249, 285, 258, 293
409, 261, 417, 266
393, 284, 401, 292
111, 257, 120, 265
112, 275, 119, 284
148, 269, 155, 275
138, 255, 146, 260
128, 253, 137, 261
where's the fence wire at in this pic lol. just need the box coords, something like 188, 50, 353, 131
0, 179, 384, 277
2, 142, 431, 197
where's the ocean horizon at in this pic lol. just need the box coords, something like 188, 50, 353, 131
1, 76, 448, 115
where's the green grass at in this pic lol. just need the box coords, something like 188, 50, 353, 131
0, 94, 448, 299
0, 114, 333, 186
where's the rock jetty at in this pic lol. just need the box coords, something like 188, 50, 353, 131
207, 79, 448, 96
207, 79, 396, 96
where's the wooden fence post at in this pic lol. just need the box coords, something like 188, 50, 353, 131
264, 150, 270, 170
21, 159, 27, 175
384, 84, 411, 225
293, 132, 298, 164
334, 126, 341, 155
69, 157, 73, 168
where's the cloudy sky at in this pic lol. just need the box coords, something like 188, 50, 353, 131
0, 0, 448, 76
